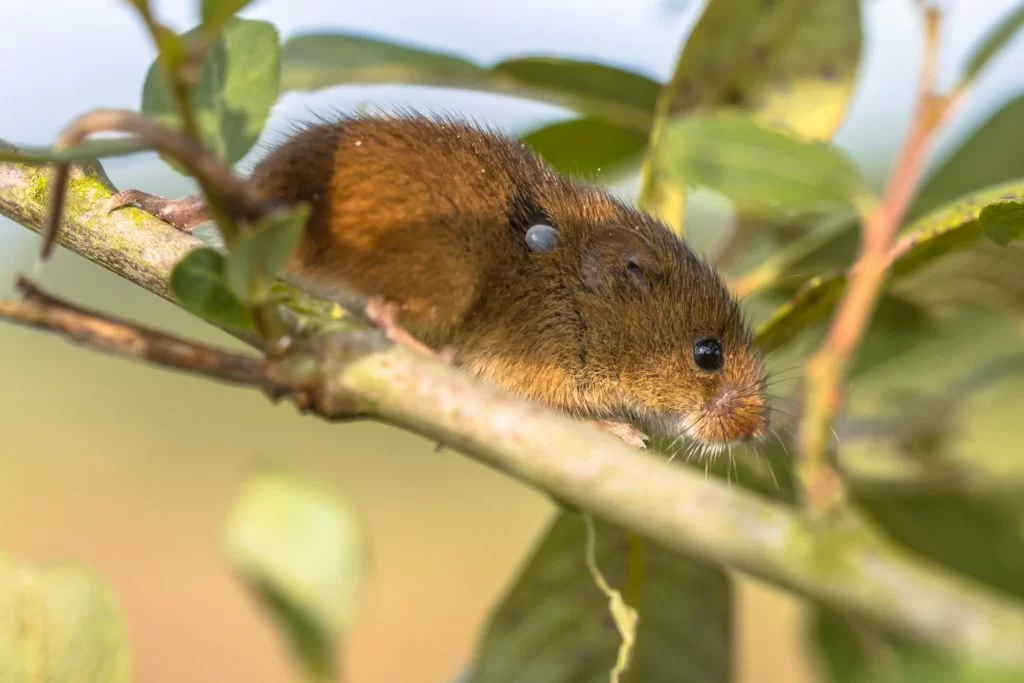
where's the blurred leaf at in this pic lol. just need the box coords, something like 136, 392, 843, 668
126, 0, 186, 71
755, 272, 846, 352
0, 138, 151, 164
638, 0, 863, 232
847, 658, 1022, 683
810, 607, 894, 683
658, 112, 869, 218
960, 3, 1024, 85
170, 247, 256, 332
850, 295, 936, 376
811, 606, 1022, 683
226, 203, 310, 303
912, 96, 1024, 219
730, 205, 860, 298
492, 57, 660, 130
980, 199, 1024, 247
0, 554, 130, 683
201, 0, 257, 36
520, 118, 648, 178
855, 487, 1024, 602
891, 183, 1024, 277
754, 181, 1024, 352
280, 33, 658, 132
739, 96, 1024, 300
469, 511, 731, 683
142, 18, 280, 167
225, 467, 366, 681
658, 0, 862, 139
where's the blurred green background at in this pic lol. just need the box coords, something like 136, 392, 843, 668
2, 1, 1024, 682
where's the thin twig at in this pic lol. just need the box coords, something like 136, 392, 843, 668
3, 278, 266, 388
796, 5, 955, 515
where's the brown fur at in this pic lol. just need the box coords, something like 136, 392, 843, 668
209, 113, 769, 445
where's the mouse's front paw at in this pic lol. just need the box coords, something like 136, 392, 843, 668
596, 420, 649, 449
364, 296, 453, 362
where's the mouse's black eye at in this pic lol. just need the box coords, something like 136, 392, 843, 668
526, 224, 559, 253
693, 338, 723, 371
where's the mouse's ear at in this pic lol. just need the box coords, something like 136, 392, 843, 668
580, 224, 661, 292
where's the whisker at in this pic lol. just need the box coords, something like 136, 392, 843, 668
758, 445, 781, 490
771, 427, 791, 458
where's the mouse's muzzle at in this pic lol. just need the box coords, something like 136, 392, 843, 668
683, 384, 770, 448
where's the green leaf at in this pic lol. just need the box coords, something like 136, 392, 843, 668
0, 554, 130, 683
280, 33, 658, 133
855, 486, 1024, 602
492, 57, 661, 131
225, 467, 366, 681
225, 203, 310, 303
912, 96, 1024, 220
657, 112, 870, 218
520, 118, 648, 179
810, 607, 889, 683
142, 18, 281, 167
961, 3, 1024, 85
638, 0, 863, 232
170, 247, 256, 332
469, 511, 731, 683
980, 199, 1024, 247
754, 181, 1024, 353
810, 606, 1022, 683
0, 138, 152, 164
201, 0, 257, 36
755, 272, 846, 353
846, 658, 1022, 683
850, 295, 937, 377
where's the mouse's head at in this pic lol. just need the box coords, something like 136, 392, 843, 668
566, 215, 769, 450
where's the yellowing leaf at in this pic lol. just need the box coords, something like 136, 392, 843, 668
639, 0, 863, 233
660, 0, 862, 139
225, 468, 366, 681
0, 554, 130, 683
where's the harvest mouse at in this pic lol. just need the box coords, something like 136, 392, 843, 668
109, 113, 770, 452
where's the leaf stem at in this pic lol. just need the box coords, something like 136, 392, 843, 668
797, 4, 954, 516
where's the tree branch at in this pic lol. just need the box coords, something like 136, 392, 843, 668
3, 144, 1024, 667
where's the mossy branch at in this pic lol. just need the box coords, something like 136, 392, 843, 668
3, 146, 1024, 668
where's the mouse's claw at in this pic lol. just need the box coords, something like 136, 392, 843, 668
596, 420, 649, 449
107, 190, 209, 233
364, 297, 457, 454
364, 296, 456, 364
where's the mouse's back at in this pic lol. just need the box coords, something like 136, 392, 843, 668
249, 114, 552, 346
